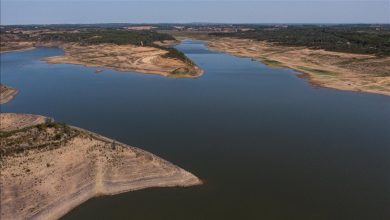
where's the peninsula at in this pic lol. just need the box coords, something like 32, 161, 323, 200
1, 28, 202, 77
0, 84, 18, 104
164, 24, 390, 96
44, 43, 202, 77
0, 113, 202, 220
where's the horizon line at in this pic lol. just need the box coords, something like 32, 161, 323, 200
2, 22, 390, 26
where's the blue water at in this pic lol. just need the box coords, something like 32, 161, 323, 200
1, 40, 389, 220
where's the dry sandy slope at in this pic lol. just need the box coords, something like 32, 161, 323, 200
0, 113, 201, 220
0, 42, 35, 53
207, 38, 390, 96
44, 43, 203, 77
0, 84, 18, 104
0, 113, 49, 131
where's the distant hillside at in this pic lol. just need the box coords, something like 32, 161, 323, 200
210, 26, 390, 55
38, 30, 175, 46
1, 28, 196, 66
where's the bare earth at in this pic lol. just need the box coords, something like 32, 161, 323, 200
0, 41, 35, 53
44, 43, 203, 77
207, 38, 390, 96
0, 113, 201, 220
0, 84, 18, 104
0, 113, 49, 131
152, 40, 180, 47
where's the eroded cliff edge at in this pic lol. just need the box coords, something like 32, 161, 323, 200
0, 113, 201, 220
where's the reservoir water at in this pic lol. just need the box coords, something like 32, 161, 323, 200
1, 40, 389, 220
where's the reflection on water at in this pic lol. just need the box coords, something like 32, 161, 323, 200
1, 40, 389, 220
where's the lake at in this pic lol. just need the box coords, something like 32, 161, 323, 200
1, 40, 389, 220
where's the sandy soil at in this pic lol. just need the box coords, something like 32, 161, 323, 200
153, 40, 180, 46
207, 38, 390, 96
0, 113, 201, 220
0, 42, 35, 53
0, 113, 50, 131
0, 84, 18, 104
44, 43, 203, 77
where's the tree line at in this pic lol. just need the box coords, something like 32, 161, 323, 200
38, 29, 175, 46
210, 26, 390, 55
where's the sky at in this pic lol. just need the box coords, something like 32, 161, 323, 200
1, 0, 389, 25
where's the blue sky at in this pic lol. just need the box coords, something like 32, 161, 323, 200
1, 0, 389, 25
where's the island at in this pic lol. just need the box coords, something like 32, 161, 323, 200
0, 113, 202, 220
0, 84, 18, 104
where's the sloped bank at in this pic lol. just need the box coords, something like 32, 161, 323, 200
43, 43, 203, 78
0, 113, 201, 220
206, 37, 390, 96
0, 84, 18, 104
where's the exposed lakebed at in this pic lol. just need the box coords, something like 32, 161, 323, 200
1, 40, 389, 220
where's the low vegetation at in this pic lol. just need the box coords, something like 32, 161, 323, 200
39, 30, 197, 65
1, 113, 201, 220
38, 29, 175, 46
210, 25, 390, 55
1, 27, 195, 65
160, 47, 195, 65
0, 122, 80, 157
260, 58, 283, 67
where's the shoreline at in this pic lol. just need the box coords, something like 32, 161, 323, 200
44, 43, 203, 78
205, 37, 390, 96
2, 41, 203, 78
45, 56, 203, 78
0, 41, 35, 53
0, 84, 18, 104
0, 113, 202, 220
0, 47, 35, 53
